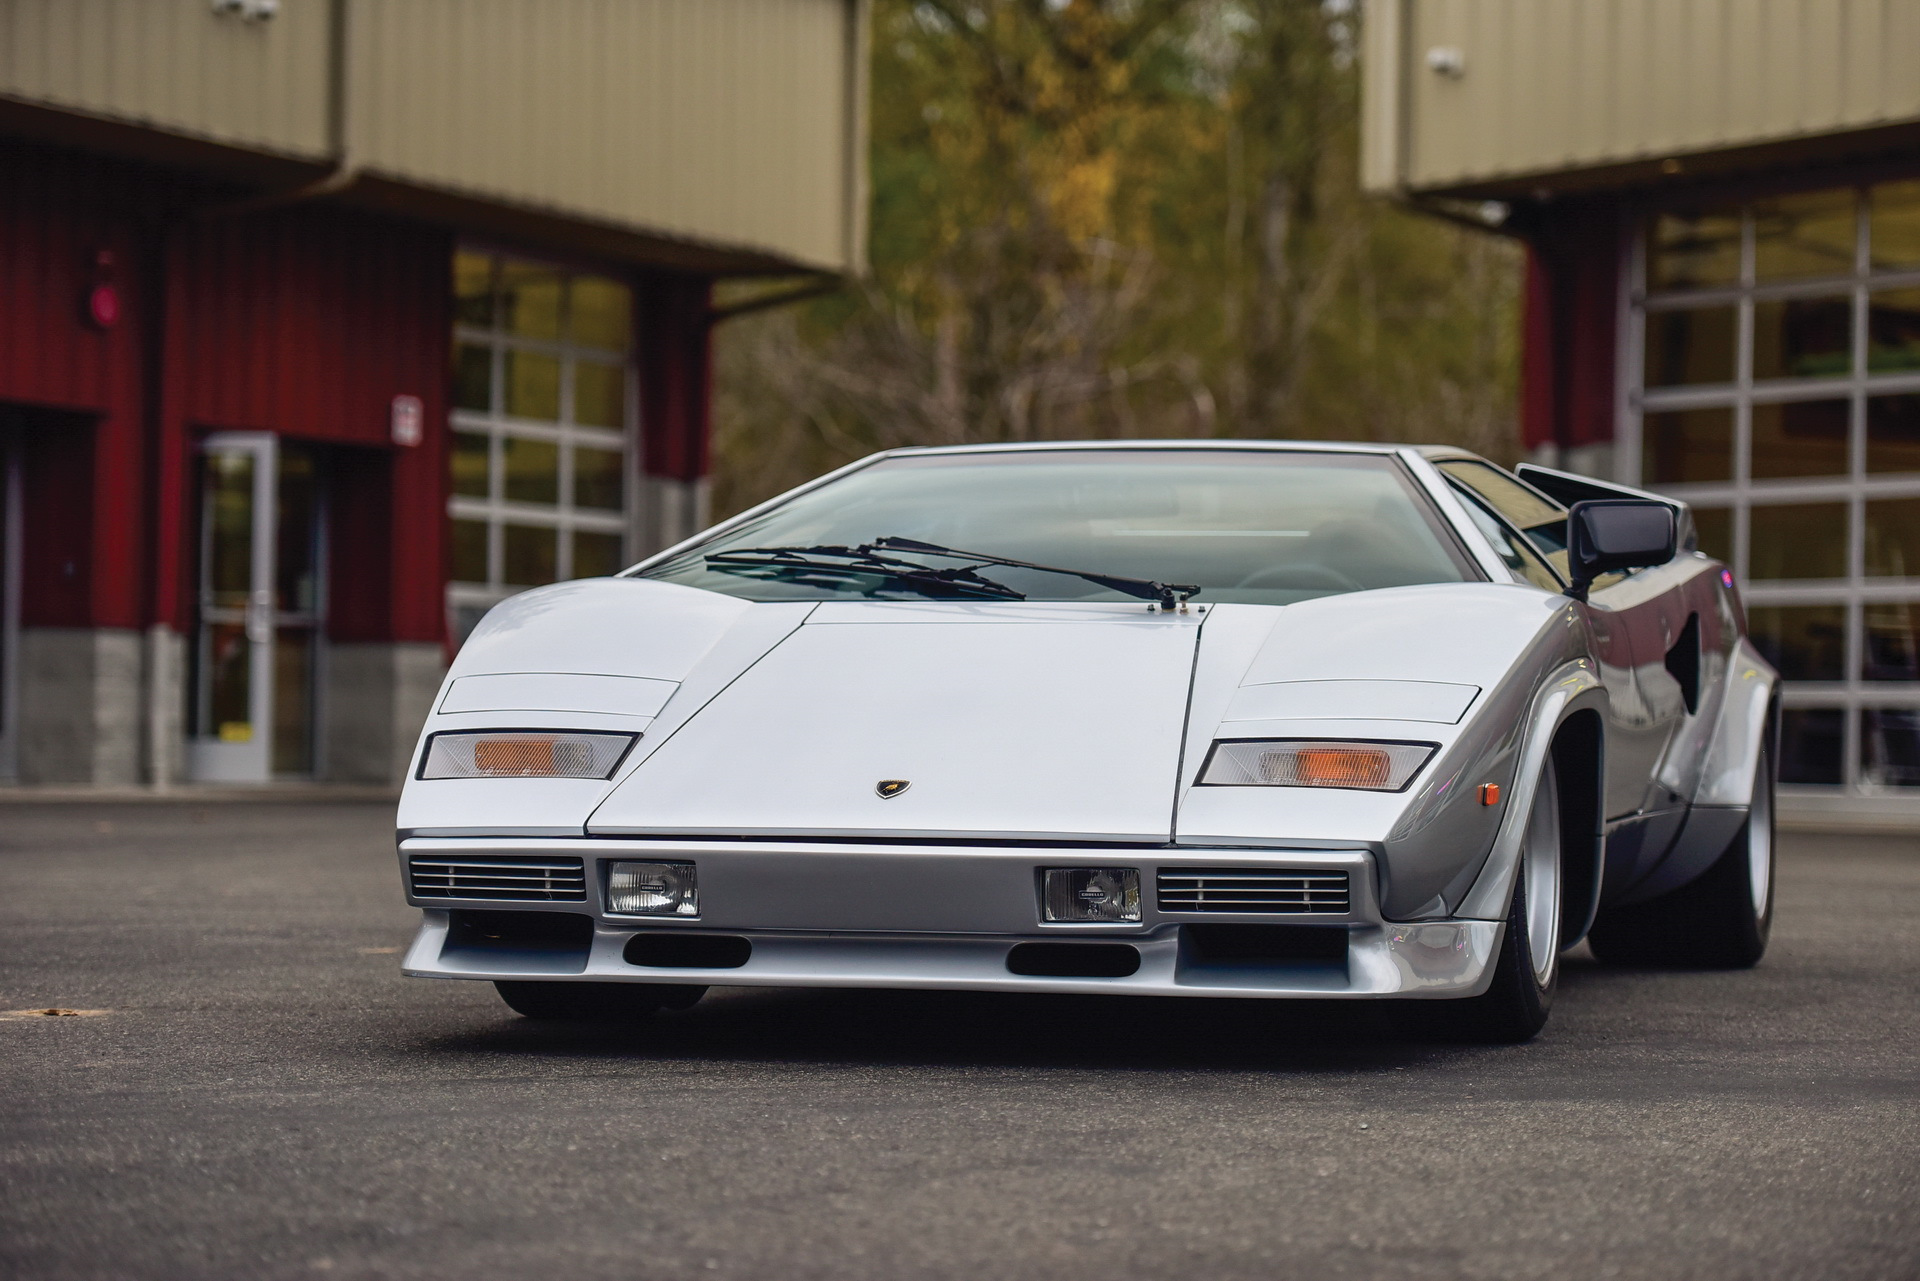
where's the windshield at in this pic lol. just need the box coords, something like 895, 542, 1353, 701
637, 449, 1479, 606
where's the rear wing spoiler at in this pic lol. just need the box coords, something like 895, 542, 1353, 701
1514, 463, 1699, 556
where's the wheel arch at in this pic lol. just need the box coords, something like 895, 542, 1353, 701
1551, 708, 1606, 947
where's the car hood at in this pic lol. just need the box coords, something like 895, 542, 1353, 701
586, 601, 1204, 842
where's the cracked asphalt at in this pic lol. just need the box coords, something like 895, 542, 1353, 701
1, 800, 1916, 1279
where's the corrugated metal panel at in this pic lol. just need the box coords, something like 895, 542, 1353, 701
0, 0, 332, 158
1365, 0, 1920, 194
349, 0, 859, 274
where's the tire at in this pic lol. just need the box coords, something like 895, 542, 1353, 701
494, 981, 707, 1021
1446, 759, 1561, 1044
1588, 742, 1774, 969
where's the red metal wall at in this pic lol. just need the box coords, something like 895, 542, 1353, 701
0, 141, 159, 631
155, 206, 453, 643
638, 272, 712, 485
1, 141, 451, 645
1519, 202, 1624, 458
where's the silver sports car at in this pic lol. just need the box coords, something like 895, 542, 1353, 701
397, 442, 1777, 1042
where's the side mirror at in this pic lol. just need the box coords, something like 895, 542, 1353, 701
1565, 500, 1676, 601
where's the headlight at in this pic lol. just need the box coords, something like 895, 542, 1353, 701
418, 730, 637, 780
1197, 740, 1435, 791
607, 860, 698, 916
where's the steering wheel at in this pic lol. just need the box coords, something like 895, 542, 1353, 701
1234, 564, 1364, 592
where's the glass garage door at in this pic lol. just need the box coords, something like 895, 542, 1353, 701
1627, 179, 1920, 799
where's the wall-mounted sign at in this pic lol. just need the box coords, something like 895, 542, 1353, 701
390, 394, 424, 447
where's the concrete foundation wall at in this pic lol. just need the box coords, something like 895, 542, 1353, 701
17, 627, 143, 785
324, 642, 446, 784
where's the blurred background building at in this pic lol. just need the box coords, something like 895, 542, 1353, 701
1366, 0, 1920, 823
0, 0, 867, 786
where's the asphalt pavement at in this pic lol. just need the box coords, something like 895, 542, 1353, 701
1, 800, 1916, 1280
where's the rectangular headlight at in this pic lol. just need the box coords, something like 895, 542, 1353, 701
418, 730, 636, 780
607, 861, 698, 916
1198, 740, 1435, 791
1043, 868, 1141, 922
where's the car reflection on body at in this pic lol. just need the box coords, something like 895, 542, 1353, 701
396, 442, 1776, 1042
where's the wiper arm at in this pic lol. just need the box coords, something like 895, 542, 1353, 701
873, 537, 1201, 611
704, 545, 1026, 601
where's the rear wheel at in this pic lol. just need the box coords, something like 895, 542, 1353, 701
494, 981, 707, 1021
1447, 760, 1561, 1043
1588, 743, 1774, 969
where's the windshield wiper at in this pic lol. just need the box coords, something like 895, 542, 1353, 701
704, 545, 1026, 601
873, 536, 1201, 610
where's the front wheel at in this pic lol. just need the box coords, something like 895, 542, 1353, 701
1445, 759, 1561, 1044
494, 981, 707, 1021
1588, 742, 1774, 969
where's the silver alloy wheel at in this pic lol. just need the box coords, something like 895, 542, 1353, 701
1748, 749, 1773, 920
1522, 761, 1562, 987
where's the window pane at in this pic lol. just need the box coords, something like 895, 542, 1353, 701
1642, 407, 1733, 483
1644, 307, 1737, 386
1692, 506, 1732, 562
573, 530, 626, 578
1779, 708, 1845, 785
1864, 602, 1920, 681
205, 621, 252, 743
451, 518, 489, 583
1868, 180, 1920, 271
1752, 188, 1858, 281
1451, 487, 1562, 590
500, 261, 562, 340
1865, 287, 1920, 374
1647, 208, 1741, 290
452, 344, 492, 412
451, 431, 490, 498
1749, 502, 1847, 580
453, 251, 494, 328
1865, 497, 1920, 577
1861, 708, 1920, 788
574, 360, 625, 428
504, 350, 561, 420
1752, 297, 1852, 380
1750, 399, 1849, 480
503, 524, 558, 586
1867, 395, 1920, 474
503, 437, 558, 505
573, 446, 624, 510
570, 275, 633, 350
1748, 604, 1847, 681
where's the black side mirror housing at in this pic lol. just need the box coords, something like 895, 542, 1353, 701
1565, 500, 1677, 601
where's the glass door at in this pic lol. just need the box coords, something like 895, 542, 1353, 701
188, 434, 325, 782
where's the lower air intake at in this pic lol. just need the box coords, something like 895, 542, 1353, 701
409, 854, 587, 902
1157, 868, 1350, 914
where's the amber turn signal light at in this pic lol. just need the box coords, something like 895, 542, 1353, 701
1479, 783, 1501, 806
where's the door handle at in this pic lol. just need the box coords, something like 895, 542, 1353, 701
246, 589, 271, 644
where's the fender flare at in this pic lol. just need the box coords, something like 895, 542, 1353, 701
1694, 638, 1780, 808
1454, 661, 1608, 921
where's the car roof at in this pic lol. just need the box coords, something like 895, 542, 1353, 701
882, 439, 1479, 461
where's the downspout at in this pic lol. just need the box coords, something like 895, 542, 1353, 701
196, 0, 359, 219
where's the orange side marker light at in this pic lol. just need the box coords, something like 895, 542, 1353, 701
1479, 783, 1501, 806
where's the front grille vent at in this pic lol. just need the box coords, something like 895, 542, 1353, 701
1157, 868, 1349, 915
409, 854, 586, 902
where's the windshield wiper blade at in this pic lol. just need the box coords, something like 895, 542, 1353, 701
872, 536, 1201, 610
704, 545, 1026, 601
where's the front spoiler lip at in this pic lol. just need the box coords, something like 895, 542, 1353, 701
401, 914, 1503, 1000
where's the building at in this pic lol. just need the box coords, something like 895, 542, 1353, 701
1363, 0, 1920, 823
0, 0, 868, 786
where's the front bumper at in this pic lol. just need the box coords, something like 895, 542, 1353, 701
398, 837, 1501, 1000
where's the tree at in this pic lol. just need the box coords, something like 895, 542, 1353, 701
712, 0, 1521, 517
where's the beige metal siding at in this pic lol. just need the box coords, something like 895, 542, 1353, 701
350, 0, 860, 273
0, 0, 332, 158
1364, 0, 1920, 193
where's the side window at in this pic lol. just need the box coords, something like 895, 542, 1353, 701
1450, 485, 1565, 592
1436, 459, 1571, 580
